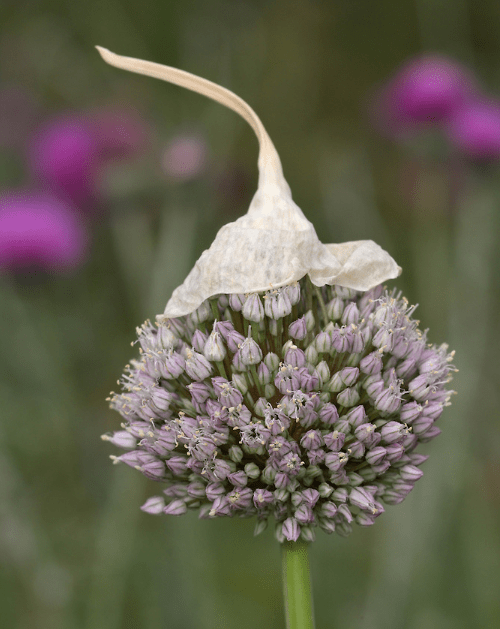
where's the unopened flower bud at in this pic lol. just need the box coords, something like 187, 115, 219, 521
101, 431, 137, 448
385, 443, 405, 462
253, 488, 274, 508
399, 401, 422, 423
366, 446, 387, 466
285, 346, 306, 368
229, 293, 245, 311
337, 386, 360, 407
327, 297, 344, 321
360, 350, 383, 375
240, 334, 262, 366
339, 367, 359, 387
341, 302, 360, 325
396, 357, 417, 379
257, 362, 271, 385
191, 329, 208, 353
300, 429, 324, 450
320, 501, 338, 518
204, 329, 226, 361
411, 415, 434, 435
228, 470, 248, 486
295, 503, 314, 524
318, 402, 339, 425
289, 316, 307, 340
304, 344, 319, 366
264, 288, 292, 319
226, 329, 245, 352
282, 517, 301, 541
231, 373, 248, 395
185, 350, 213, 380
141, 496, 165, 514
324, 430, 345, 451
345, 405, 367, 428
244, 462, 261, 479
242, 294, 264, 322
380, 421, 410, 444
315, 331, 331, 353
264, 383, 275, 398
364, 374, 384, 398
264, 352, 280, 372
163, 499, 188, 516
400, 464, 424, 482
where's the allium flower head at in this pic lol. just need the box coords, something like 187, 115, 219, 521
98, 48, 455, 542
106, 284, 455, 541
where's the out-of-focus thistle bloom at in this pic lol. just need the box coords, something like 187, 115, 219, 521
29, 109, 150, 207
98, 47, 455, 542
0, 190, 88, 272
445, 98, 500, 160
372, 55, 474, 137
29, 115, 99, 207
162, 133, 207, 181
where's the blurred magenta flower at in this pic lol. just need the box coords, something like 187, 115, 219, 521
93, 107, 150, 160
0, 190, 88, 272
372, 55, 475, 136
161, 134, 207, 180
445, 99, 500, 160
29, 115, 99, 207
28, 109, 151, 208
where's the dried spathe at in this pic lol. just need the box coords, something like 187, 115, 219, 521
96, 47, 400, 318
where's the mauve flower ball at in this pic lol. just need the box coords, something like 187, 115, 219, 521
445, 99, 500, 159
0, 190, 88, 272
373, 55, 475, 135
162, 134, 207, 180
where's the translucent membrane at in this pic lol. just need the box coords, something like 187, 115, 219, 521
97, 47, 401, 318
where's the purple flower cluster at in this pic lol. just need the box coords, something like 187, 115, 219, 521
0, 106, 149, 274
373, 54, 500, 160
105, 279, 455, 542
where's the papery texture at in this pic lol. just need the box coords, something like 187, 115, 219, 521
97, 47, 401, 318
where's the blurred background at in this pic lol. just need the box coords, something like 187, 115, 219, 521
1, 1, 499, 628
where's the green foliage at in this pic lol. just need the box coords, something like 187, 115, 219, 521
1, 2, 500, 628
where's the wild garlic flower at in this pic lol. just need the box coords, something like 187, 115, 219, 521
98, 48, 455, 542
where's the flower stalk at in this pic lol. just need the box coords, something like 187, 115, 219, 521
282, 541, 315, 629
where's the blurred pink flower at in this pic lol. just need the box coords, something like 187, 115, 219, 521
28, 109, 151, 208
445, 99, 500, 160
0, 190, 88, 272
28, 115, 99, 207
161, 134, 207, 180
372, 55, 475, 137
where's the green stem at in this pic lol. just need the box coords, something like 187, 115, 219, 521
282, 541, 315, 629
313, 285, 329, 328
